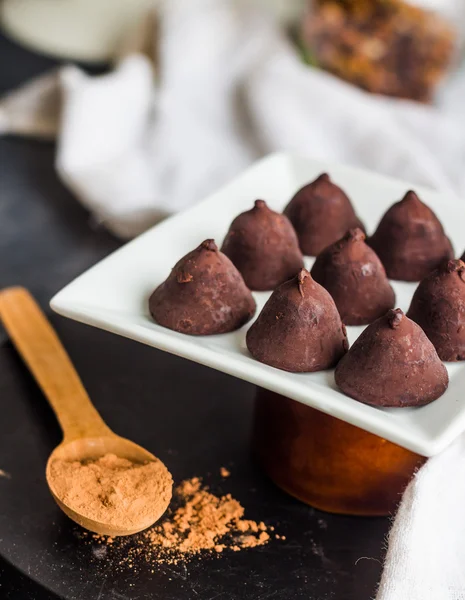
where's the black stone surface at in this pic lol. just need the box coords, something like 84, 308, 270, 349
0, 32, 389, 600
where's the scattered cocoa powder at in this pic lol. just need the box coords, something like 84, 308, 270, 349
50, 453, 172, 530
142, 477, 270, 561
220, 467, 231, 478
86, 476, 273, 568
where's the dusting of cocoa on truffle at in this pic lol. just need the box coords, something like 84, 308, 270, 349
246, 268, 348, 372
368, 191, 453, 281
149, 239, 256, 335
311, 228, 395, 325
335, 309, 448, 407
407, 259, 465, 361
284, 173, 364, 256
221, 200, 304, 291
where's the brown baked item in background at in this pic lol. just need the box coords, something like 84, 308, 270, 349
300, 0, 456, 102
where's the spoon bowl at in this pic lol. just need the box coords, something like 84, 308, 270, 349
0, 287, 173, 536
46, 435, 172, 536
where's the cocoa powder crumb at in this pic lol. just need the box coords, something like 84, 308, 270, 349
177, 476, 202, 496
236, 519, 258, 533
143, 477, 271, 560
145, 480, 247, 557
50, 453, 172, 530
220, 467, 230, 478
239, 531, 270, 547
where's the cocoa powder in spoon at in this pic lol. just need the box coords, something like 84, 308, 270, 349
50, 453, 172, 530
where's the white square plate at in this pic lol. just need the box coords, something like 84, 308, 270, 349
51, 153, 465, 457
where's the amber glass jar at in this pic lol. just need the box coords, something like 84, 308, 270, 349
253, 388, 426, 516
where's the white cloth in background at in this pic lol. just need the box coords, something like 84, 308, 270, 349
377, 435, 465, 600
2, 0, 465, 236
1, 1, 465, 598
57, 56, 158, 238
57, 0, 465, 237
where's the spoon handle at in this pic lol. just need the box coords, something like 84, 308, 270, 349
0, 287, 112, 441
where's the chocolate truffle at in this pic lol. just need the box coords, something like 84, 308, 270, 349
461, 250, 465, 262
407, 259, 465, 361
368, 190, 453, 281
311, 228, 395, 325
221, 200, 304, 291
149, 239, 256, 335
246, 269, 348, 372
283, 173, 364, 256
335, 309, 448, 407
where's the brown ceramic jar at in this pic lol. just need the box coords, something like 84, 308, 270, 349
253, 388, 426, 516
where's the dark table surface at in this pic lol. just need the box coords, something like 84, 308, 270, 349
0, 32, 389, 600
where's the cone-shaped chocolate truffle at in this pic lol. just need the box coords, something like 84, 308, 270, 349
221, 200, 304, 291
149, 239, 256, 335
368, 191, 453, 281
407, 259, 465, 361
335, 309, 448, 407
311, 228, 395, 325
283, 173, 365, 256
246, 269, 348, 372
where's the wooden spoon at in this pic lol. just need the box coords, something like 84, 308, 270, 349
0, 287, 173, 536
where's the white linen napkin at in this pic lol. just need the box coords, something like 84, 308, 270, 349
377, 435, 465, 600
1, 1, 465, 597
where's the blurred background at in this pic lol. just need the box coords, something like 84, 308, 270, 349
1, 0, 465, 244
2, 0, 464, 94
2, 0, 464, 87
